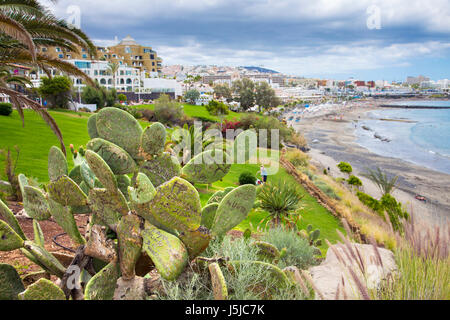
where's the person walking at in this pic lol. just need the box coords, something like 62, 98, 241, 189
260, 165, 268, 183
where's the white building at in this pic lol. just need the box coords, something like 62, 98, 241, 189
142, 78, 183, 97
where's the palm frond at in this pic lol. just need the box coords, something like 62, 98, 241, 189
0, 12, 35, 60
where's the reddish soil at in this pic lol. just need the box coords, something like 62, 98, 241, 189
0, 201, 89, 277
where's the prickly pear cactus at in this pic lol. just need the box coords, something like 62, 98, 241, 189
18, 278, 66, 300
96, 107, 143, 159
141, 122, 166, 156
0, 199, 26, 240
0, 220, 24, 251
85, 262, 121, 300
87, 113, 99, 139
22, 185, 51, 220
208, 263, 228, 300
47, 198, 85, 245
87, 138, 136, 175
211, 185, 257, 237
201, 203, 219, 230
182, 149, 231, 184
48, 176, 88, 207
0, 264, 25, 300
140, 152, 181, 187
117, 214, 143, 280
128, 173, 156, 205
48, 146, 68, 181
85, 150, 118, 192
251, 241, 281, 262
206, 187, 234, 205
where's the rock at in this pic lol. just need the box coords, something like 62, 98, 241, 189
308, 243, 397, 300
15, 209, 30, 219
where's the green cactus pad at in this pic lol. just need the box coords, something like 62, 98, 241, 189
251, 241, 281, 262
85, 150, 117, 192
87, 113, 99, 139
141, 222, 188, 281
48, 146, 68, 181
206, 187, 234, 205
208, 263, 228, 300
22, 186, 51, 221
0, 220, 24, 251
117, 214, 143, 280
179, 226, 212, 258
18, 278, 65, 300
211, 185, 256, 237
128, 173, 156, 205
0, 199, 26, 240
47, 198, 85, 245
139, 152, 181, 187
68, 165, 83, 185
182, 149, 231, 184
33, 220, 45, 247
96, 107, 143, 159
135, 177, 202, 235
81, 161, 96, 189
48, 176, 88, 207
117, 175, 131, 201
85, 262, 121, 300
88, 188, 129, 230
87, 138, 136, 175
22, 241, 66, 278
201, 203, 219, 230
17, 174, 28, 195
0, 264, 25, 300
141, 122, 166, 156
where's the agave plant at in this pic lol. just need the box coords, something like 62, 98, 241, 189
257, 180, 304, 226
0, 0, 96, 154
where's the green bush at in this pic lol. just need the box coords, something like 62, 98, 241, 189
381, 194, 409, 231
337, 162, 353, 174
261, 227, 318, 269
0, 102, 12, 116
206, 100, 229, 116
348, 175, 363, 187
285, 149, 309, 168
239, 171, 256, 185
117, 94, 127, 102
356, 191, 384, 215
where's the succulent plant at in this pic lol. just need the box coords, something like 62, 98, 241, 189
0, 107, 258, 300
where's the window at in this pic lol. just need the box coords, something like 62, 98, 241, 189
150, 54, 155, 60
100, 79, 106, 85
152, 62, 155, 66
55, 47, 61, 52
82, 54, 88, 59
75, 61, 91, 69
125, 46, 131, 54
58, 54, 64, 58
67, 54, 72, 59
42, 47, 48, 52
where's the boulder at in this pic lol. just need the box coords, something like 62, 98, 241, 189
308, 243, 397, 300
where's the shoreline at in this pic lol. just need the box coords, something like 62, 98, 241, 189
288, 99, 450, 227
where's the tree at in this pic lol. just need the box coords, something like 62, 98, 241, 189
82, 86, 117, 110
232, 78, 255, 111
213, 83, 232, 102
117, 93, 127, 102
154, 94, 183, 124
363, 167, 398, 196
107, 62, 120, 89
255, 81, 278, 113
206, 100, 229, 116
38, 76, 72, 109
184, 89, 200, 104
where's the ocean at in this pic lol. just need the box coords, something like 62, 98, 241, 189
355, 100, 450, 174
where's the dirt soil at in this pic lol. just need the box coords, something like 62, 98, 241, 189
0, 201, 89, 277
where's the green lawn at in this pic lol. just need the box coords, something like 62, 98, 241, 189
131, 104, 244, 122
0, 109, 343, 248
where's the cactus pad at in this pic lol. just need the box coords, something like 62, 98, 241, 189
201, 203, 219, 230
96, 107, 143, 159
81, 161, 96, 189
179, 226, 212, 258
117, 214, 143, 280
208, 263, 228, 300
85, 150, 117, 192
140, 153, 181, 187
128, 173, 156, 205
0, 199, 26, 240
87, 113, 99, 139
85, 225, 117, 263
87, 138, 136, 175
48, 176, 88, 207
18, 278, 65, 300
117, 175, 131, 200
33, 220, 45, 247
206, 187, 234, 205
0, 220, 24, 251
47, 198, 85, 245
68, 165, 83, 185
182, 149, 231, 184
211, 185, 256, 237
22, 186, 51, 221
0, 264, 25, 300
251, 241, 281, 262
23, 241, 66, 278
141, 122, 166, 156
48, 146, 68, 181
141, 222, 188, 281
88, 188, 129, 230
85, 262, 121, 300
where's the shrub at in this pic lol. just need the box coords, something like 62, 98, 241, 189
357, 191, 384, 215
239, 171, 256, 185
285, 149, 309, 168
140, 109, 155, 121
261, 227, 318, 269
206, 100, 229, 116
117, 94, 127, 102
0, 102, 12, 116
315, 180, 341, 200
381, 194, 409, 231
154, 94, 184, 125
348, 175, 363, 187
337, 162, 353, 174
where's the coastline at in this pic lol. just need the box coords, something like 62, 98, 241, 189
288, 99, 450, 227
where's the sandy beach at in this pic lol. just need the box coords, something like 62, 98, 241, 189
288, 99, 450, 227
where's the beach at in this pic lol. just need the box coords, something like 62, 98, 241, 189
288, 99, 450, 227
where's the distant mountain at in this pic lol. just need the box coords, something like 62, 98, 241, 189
242, 66, 280, 74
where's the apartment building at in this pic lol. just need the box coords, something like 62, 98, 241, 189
38, 35, 162, 76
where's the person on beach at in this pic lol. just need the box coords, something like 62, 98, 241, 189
260, 165, 268, 183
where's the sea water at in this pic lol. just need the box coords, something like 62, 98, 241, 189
355, 101, 450, 174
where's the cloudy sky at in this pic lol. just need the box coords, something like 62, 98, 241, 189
45, 0, 450, 81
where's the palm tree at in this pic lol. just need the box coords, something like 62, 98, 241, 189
362, 167, 398, 196
107, 61, 119, 89
0, 0, 96, 154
